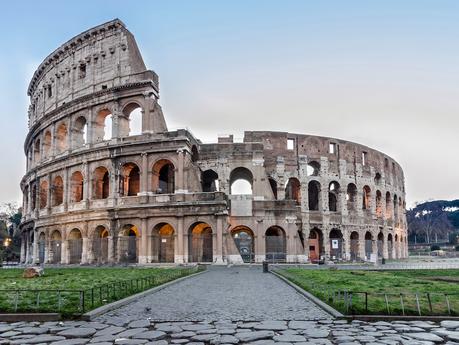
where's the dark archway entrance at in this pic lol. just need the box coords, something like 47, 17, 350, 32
329, 229, 344, 260
151, 223, 175, 263
232, 226, 254, 263
265, 226, 286, 262
308, 228, 323, 262
189, 222, 213, 263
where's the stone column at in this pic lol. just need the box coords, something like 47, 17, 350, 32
107, 236, 115, 263
63, 167, 69, 211
175, 217, 184, 263
32, 231, 39, 264
140, 152, 148, 195
81, 237, 89, 264
20, 235, 26, 263
359, 234, 366, 261
215, 216, 224, 264
176, 149, 185, 193
371, 238, 378, 263
25, 236, 30, 264
50, 122, 56, 158
343, 229, 351, 261
83, 162, 90, 207
139, 218, 148, 264
323, 229, 330, 260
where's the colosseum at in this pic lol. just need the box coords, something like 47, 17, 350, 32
19, 19, 408, 266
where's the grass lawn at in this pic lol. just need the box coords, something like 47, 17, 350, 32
278, 268, 459, 316
0, 267, 202, 316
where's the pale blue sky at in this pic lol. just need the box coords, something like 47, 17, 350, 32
0, 1, 458, 207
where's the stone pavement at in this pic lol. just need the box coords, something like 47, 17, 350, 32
96, 266, 331, 322
2, 319, 459, 344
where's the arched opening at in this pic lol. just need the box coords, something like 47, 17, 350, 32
39, 180, 48, 209
350, 231, 359, 261
73, 116, 88, 148
68, 229, 82, 264
307, 161, 320, 176
377, 232, 384, 258
34, 139, 41, 164
285, 178, 301, 204
375, 190, 382, 217
201, 169, 219, 192
52, 176, 64, 206
385, 192, 392, 219
93, 225, 109, 264
152, 160, 175, 194
328, 181, 340, 212
329, 229, 343, 260
151, 223, 175, 263
308, 228, 323, 262
268, 177, 278, 200
365, 231, 373, 260
93, 167, 109, 199
189, 222, 213, 263
346, 183, 357, 211
50, 230, 62, 264
191, 145, 199, 162
231, 226, 254, 263
394, 234, 399, 259
119, 224, 138, 263
121, 163, 140, 196
94, 109, 112, 142
123, 103, 142, 136
362, 185, 371, 210
43, 131, 52, 158
70, 171, 84, 203
56, 123, 68, 153
374, 172, 382, 185
230, 167, 253, 195
265, 226, 286, 262
393, 194, 399, 223
38, 232, 46, 264
387, 233, 393, 259
308, 181, 320, 211
31, 184, 37, 210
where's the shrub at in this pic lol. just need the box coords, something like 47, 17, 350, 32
431, 245, 441, 251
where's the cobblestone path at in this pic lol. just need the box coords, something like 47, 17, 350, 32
96, 266, 332, 323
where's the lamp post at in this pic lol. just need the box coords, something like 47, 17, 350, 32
3, 238, 11, 265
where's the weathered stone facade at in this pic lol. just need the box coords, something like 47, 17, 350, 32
19, 19, 408, 265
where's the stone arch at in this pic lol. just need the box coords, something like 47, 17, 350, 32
393, 194, 399, 222
31, 183, 37, 210
42, 130, 52, 159
68, 228, 82, 264
307, 161, 320, 176
231, 226, 255, 263
34, 139, 41, 163
93, 166, 110, 199
387, 233, 394, 259
268, 177, 278, 200
346, 183, 357, 211
52, 175, 64, 206
375, 190, 382, 217
70, 171, 84, 202
285, 177, 301, 204
201, 169, 219, 192
265, 226, 286, 262
377, 231, 384, 258
308, 227, 323, 262
362, 185, 371, 210
94, 109, 113, 142
152, 159, 175, 194
56, 122, 68, 153
118, 224, 139, 263
328, 181, 340, 212
50, 230, 62, 264
364, 231, 373, 260
189, 222, 213, 263
230, 167, 253, 195
122, 102, 143, 136
308, 180, 321, 211
329, 228, 344, 260
93, 225, 109, 264
121, 162, 140, 196
73, 116, 87, 148
151, 223, 175, 263
39, 180, 48, 209
38, 232, 46, 264
385, 192, 392, 219
350, 231, 359, 261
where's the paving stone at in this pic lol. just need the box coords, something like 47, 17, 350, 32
49, 339, 90, 345
113, 339, 148, 344
254, 321, 288, 331
442, 322, 459, 330
116, 328, 148, 338
404, 332, 444, 343
58, 327, 97, 338
10, 335, 66, 344
133, 330, 166, 340
235, 330, 275, 342
274, 334, 307, 342
128, 320, 151, 328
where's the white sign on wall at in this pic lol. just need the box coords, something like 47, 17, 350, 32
332, 239, 339, 249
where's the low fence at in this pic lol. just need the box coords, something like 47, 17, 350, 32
276, 269, 459, 316
0, 267, 203, 316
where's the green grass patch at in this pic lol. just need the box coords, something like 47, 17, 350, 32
278, 268, 459, 316
0, 267, 202, 316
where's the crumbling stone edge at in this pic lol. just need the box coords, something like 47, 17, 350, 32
270, 270, 343, 318
81, 269, 207, 320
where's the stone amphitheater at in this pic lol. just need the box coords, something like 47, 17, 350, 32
18, 19, 408, 265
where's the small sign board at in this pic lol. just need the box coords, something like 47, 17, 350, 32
161, 239, 167, 243
332, 239, 339, 249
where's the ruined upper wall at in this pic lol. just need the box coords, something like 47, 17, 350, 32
27, 19, 158, 128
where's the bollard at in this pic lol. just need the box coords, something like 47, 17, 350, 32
263, 261, 269, 273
